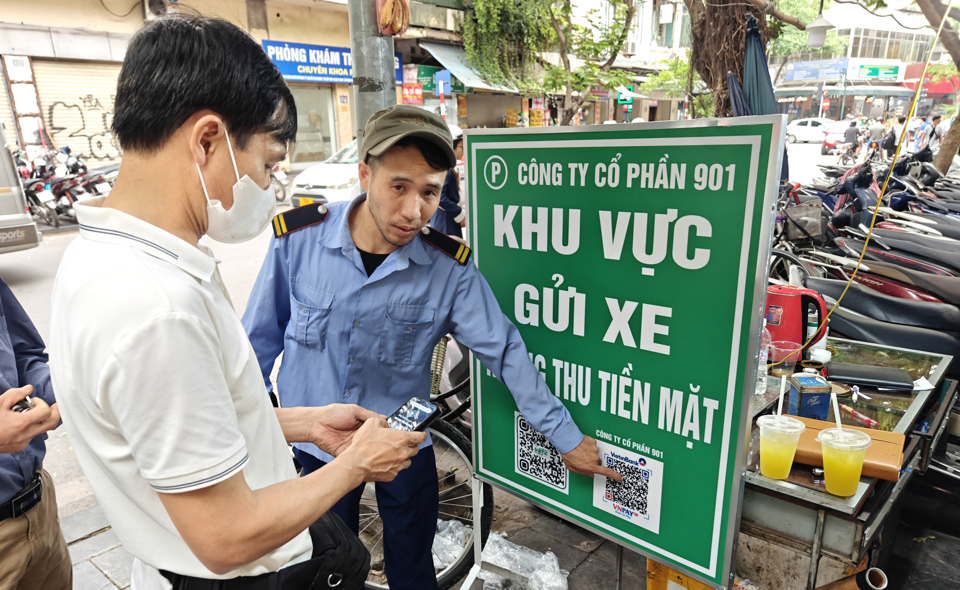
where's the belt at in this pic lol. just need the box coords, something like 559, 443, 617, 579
0, 473, 42, 522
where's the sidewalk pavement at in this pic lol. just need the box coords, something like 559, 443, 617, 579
62, 505, 131, 589
63, 489, 646, 590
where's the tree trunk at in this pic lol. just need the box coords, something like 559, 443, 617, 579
914, 0, 960, 172
684, 0, 768, 117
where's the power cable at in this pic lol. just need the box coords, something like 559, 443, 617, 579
99, 0, 140, 18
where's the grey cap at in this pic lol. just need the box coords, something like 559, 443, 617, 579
359, 105, 456, 168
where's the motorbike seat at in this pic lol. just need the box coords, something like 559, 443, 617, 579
829, 307, 960, 379
861, 259, 960, 306
804, 277, 960, 332
866, 232, 960, 273
873, 228, 960, 254
45, 175, 75, 185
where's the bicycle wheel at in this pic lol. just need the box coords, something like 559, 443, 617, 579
271, 176, 287, 202
359, 418, 493, 589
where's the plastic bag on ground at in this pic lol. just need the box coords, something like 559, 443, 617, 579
477, 532, 569, 590
433, 518, 473, 570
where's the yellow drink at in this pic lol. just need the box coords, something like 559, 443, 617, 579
817, 428, 872, 497
821, 445, 867, 496
756, 415, 805, 481
759, 434, 799, 479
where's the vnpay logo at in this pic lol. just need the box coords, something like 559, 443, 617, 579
612, 504, 639, 520
0, 229, 26, 243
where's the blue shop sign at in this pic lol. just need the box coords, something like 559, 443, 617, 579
262, 40, 402, 85
784, 58, 848, 83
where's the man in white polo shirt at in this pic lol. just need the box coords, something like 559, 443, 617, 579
49, 15, 424, 590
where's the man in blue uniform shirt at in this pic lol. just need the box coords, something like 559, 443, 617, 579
428, 124, 465, 237
0, 278, 70, 590
244, 105, 620, 590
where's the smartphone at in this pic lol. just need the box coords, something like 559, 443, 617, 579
11, 396, 33, 413
387, 397, 441, 432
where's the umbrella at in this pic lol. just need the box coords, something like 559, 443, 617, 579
742, 13, 778, 116
727, 71, 751, 118
732, 13, 788, 179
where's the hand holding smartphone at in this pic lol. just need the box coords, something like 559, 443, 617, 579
387, 397, 441, 432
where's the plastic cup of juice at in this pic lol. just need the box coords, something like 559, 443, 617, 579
757, 414, 806, 480
817, 428, 872, 497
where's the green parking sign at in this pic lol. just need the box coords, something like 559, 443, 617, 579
618, 85, 634, 104
466, 116, 785, 588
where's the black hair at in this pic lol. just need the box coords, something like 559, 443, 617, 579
898, 116, 906, 124
933, 115, 942, 121
111, 14, 297, 153
366, 136, 450, 175
453, 137, 463, 151
849, 121, 856, 127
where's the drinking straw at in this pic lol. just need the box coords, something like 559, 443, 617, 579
831, 391, 843, 432
777, 375, 787, 422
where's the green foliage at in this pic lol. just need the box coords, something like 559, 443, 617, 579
767, 0, 847, 59
639, 54, 705, 98
463, 0, 635, 98
927, 63, 959, 86
461, 0, 554, 89
640, 54, 712, 117
543, 0, 637, 100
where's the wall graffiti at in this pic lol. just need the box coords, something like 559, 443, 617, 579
46, 94, 122, 162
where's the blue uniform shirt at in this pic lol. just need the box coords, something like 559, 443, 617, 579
0, 279, 55, 503
243, 196, 583, 462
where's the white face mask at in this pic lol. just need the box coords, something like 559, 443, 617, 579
196, 127, 276, 244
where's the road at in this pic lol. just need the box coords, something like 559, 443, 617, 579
4, 220, 277, 516
9, 142, 834, 516
787, 140, 839, 186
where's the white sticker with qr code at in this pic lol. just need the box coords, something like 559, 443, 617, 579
514, 412, 569, 494
592, 441, 663, 534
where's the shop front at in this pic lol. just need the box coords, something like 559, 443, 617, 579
1, 55, 123, 166
401, 64, 459, 124
418, 41, 521, 128
262, 40, 401, 170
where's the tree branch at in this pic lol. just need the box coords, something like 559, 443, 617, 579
549, 5, 570, 74
599, 0, 636, 71
744, 0, 806, 30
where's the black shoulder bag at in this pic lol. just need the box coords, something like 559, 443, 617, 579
161, 512, 371, 590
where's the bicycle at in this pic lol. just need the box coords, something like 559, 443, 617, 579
358, 337, 494, 590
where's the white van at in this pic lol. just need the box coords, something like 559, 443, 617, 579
0, 125, 40, 254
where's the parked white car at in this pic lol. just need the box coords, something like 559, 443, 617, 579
786, 117, 832, 144
290, 140, 362, 208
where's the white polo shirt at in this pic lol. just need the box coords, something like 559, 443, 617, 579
49, 199, 312, 589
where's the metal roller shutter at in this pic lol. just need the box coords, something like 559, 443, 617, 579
0, 73, 14, 150
32, 60, 123, 166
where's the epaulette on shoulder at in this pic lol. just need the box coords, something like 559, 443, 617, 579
273, 202, 329, 238
419, 226, 471, 265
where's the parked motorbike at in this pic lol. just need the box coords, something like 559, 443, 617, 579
271, 164, 287, 203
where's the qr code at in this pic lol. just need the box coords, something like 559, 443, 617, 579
592, 441, 662, 534
515, 412, 568, 493
604, 457, 650, 516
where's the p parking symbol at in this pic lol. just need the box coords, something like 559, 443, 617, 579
484, 156, 508, 190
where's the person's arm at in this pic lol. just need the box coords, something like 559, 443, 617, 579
157, 418, 424, 575
0, 280, 54, 406
275, 404, 387, 457
242, 237, 293, 394
103, 312, 425, 575
449, 264, 620, 480
440, 170, 464, 225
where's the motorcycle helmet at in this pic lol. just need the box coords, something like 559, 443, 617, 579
447, 124, 463, 141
